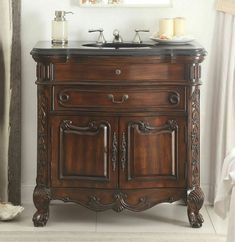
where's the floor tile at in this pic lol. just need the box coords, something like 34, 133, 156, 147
0, 203, 96, 232
0, 203, 218, 235
97, 203, 215, 233
206, 205, 228, 235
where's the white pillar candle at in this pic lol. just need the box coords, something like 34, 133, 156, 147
174, 17, 186, 36
158, 18, 174, 38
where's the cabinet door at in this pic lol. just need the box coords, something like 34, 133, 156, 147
51, 116, 118, 189
119, 116, 187, 189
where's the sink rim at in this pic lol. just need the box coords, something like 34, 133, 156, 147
82, 42, 155, 49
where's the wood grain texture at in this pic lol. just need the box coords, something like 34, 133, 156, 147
32, 49, 205, 227
119, 116, 187, 189
50, 116, 118, 189
54, 61, 186, 82
53, 86, 186, 112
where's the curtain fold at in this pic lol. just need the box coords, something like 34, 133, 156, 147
0, 0, 21, 204
209, 11, 235, 201
0, 0, 12, 202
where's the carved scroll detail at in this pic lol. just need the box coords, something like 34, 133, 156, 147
187, 86, 204, 228
167, 120, 178, 131
121, 132, 127, 171
132, 120, 178, 134
37, 90, 48, 185
112, 132, 118, 172
191, 87, 200, 187
88, 192, 150, 213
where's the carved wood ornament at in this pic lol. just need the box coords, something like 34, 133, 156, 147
190, 64, 201, 83
112, 132, 118, 172
187, 85, 204, 228
121, 132, 127, 171
33, 185, 51, 227
33, 89, 51, 227
131, 120, 178, 134
187, 187, 204, 228
37, 89, 48, 185
88, 192, 151, 213
191, 86, 200, 187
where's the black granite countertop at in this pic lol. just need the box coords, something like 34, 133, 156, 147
31, 41, 206, 57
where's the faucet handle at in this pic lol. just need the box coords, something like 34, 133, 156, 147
88, 29, 104, 33
133, 29, 150, 44
135, 29, 150, 33
88, 29, 106, 45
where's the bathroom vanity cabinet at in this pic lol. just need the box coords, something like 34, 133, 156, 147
31, 41, 206, 227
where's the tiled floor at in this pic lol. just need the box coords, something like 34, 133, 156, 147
0, 203, 228, 235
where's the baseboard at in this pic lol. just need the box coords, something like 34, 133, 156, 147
21, 184, 34, 204
21, 184, 214, 205
201, 184, 214, 205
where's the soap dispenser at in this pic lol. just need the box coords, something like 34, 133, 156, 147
52, 11, 73, 45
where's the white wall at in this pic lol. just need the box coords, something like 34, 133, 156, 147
21, 0, 216, 203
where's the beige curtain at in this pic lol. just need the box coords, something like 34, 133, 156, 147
0, 0, 12, 202
217, 0, 235, 15
0, 0, 21, 204
208, 4, 235, 201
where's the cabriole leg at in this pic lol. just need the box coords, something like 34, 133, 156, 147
187, 186, 204, 228
33, 185, 51, 227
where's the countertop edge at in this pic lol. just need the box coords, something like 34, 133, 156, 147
30, 41, 207, 58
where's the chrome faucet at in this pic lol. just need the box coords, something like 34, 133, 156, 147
88, 29, 106, 45
113, 29, 123, 43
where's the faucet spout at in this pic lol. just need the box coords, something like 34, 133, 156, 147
113, 29, 123, 43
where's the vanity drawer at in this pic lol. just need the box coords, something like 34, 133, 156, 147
53, 86, 186, 111
53, 60, 185, 82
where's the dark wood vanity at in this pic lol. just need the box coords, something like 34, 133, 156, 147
31, 41, 206, 227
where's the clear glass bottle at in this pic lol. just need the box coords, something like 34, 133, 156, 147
52, 11, 73, 45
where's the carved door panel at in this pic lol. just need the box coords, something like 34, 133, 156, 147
51, 116, 118, 188
119, 116, 187, 189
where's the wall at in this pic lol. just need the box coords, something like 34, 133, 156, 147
21, 0, 216, 203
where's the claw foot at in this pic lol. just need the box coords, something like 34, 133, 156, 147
188, 211, 204, 228
33, 210, 49, 227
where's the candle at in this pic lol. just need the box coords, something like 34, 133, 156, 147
174, 17, 186, 36
158, 18, 174, 38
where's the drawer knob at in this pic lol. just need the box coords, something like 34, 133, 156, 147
168, 92, 180, 105
115, 69, 122, 75
108, 94, 129, 104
